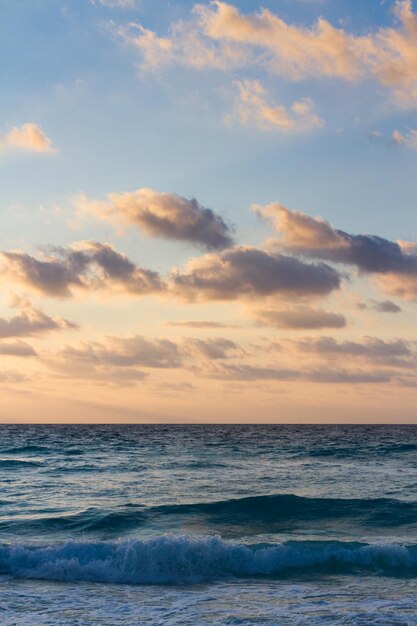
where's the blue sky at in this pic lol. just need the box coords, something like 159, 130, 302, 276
3, 0, 417, 245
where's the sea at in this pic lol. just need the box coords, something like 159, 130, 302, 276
1, 424, 417, 625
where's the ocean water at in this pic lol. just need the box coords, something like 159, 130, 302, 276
1, 425, 417, 624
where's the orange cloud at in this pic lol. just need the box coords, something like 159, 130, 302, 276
233, 80, 323, 132
1, 123, 56, 154
201, 1, 362, 80
392, 128, 417, 148
121, 1, 417, 107
254, 307, 346, 330
255, 203, 344, 251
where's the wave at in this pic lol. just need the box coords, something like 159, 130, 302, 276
150, 493, 417, 528
0, 507, 148, 535
384, 443, 417, 454
303, 443, 417, 458
1, 536, 417, 585
0, 459, 43, 469
307, 447, 364, 458
1, 445, 51, 455
2, 494, 417, 536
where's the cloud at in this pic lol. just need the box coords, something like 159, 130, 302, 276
0, 237, 341, 305
0, 371, 28, 384
287, 335, 416, 370
398, 240, 417, 255
292, 336, 412, 359
165, 320, 239, 328
377, 272, 417, 300
392, 128, 417, 148
360, 299, 402, 313
258, 202, 417, 299
76, 188, 233, 250
255, 306, 346, 329
209, 363, 300, 381
47, 333, 240, 386
200, 1, 364, 79
62, 335, 238, 369
183, 337, 239, 360
93, 0, 136, 7
121, 1, 362, 78
207, 362, 391, 384
151, 381, 196, 396
1, 123, 55, 154
375, 0, 417, 106
47, 335, 180, 386
170, 246, 341, 301
0, 241, 165, 298
0, 341, 37, 357
120, 1, 417, 107
233, 80, 323, 133
44, 328, 415, 389
117, 14, 248, 72
0, 305, 76, 338
256, 202, 343, 252
307, 369, 391, 384
62, 336, 183, 369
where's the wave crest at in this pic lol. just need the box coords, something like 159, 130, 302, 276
1, 536, 417, 585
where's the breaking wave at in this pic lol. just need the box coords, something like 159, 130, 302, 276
1, 536, 417, 585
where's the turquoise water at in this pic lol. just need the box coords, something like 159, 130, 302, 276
1, 425, 417, 624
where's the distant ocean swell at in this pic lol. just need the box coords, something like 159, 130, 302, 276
3, 494, 417, 535
1, 536, 417, 584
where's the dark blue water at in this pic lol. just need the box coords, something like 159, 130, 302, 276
1, 424, 417, 624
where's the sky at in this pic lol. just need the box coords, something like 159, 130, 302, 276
2, 0, 417, 422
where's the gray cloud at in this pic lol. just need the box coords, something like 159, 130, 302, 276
43, 328, 414, 388
259, 203, 417, 272
0, 341, 37, 357
359, 299, 402, 313
171, 246, 341, 301
293, 336, 412, 358
48, 334, 241, 385
307, 369, 391, 384
255, 306, 346, 329
0, 306, 76, 338
61, 335, 239, 369
77, 188, 234, 250
207, 362, 392, 384
61, 336, 182, 370
209, 363, 300, 381
183, 337, 239, 360
288, 335, 416, 370
0, 241, 165, 298
258, 203, 417, 300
